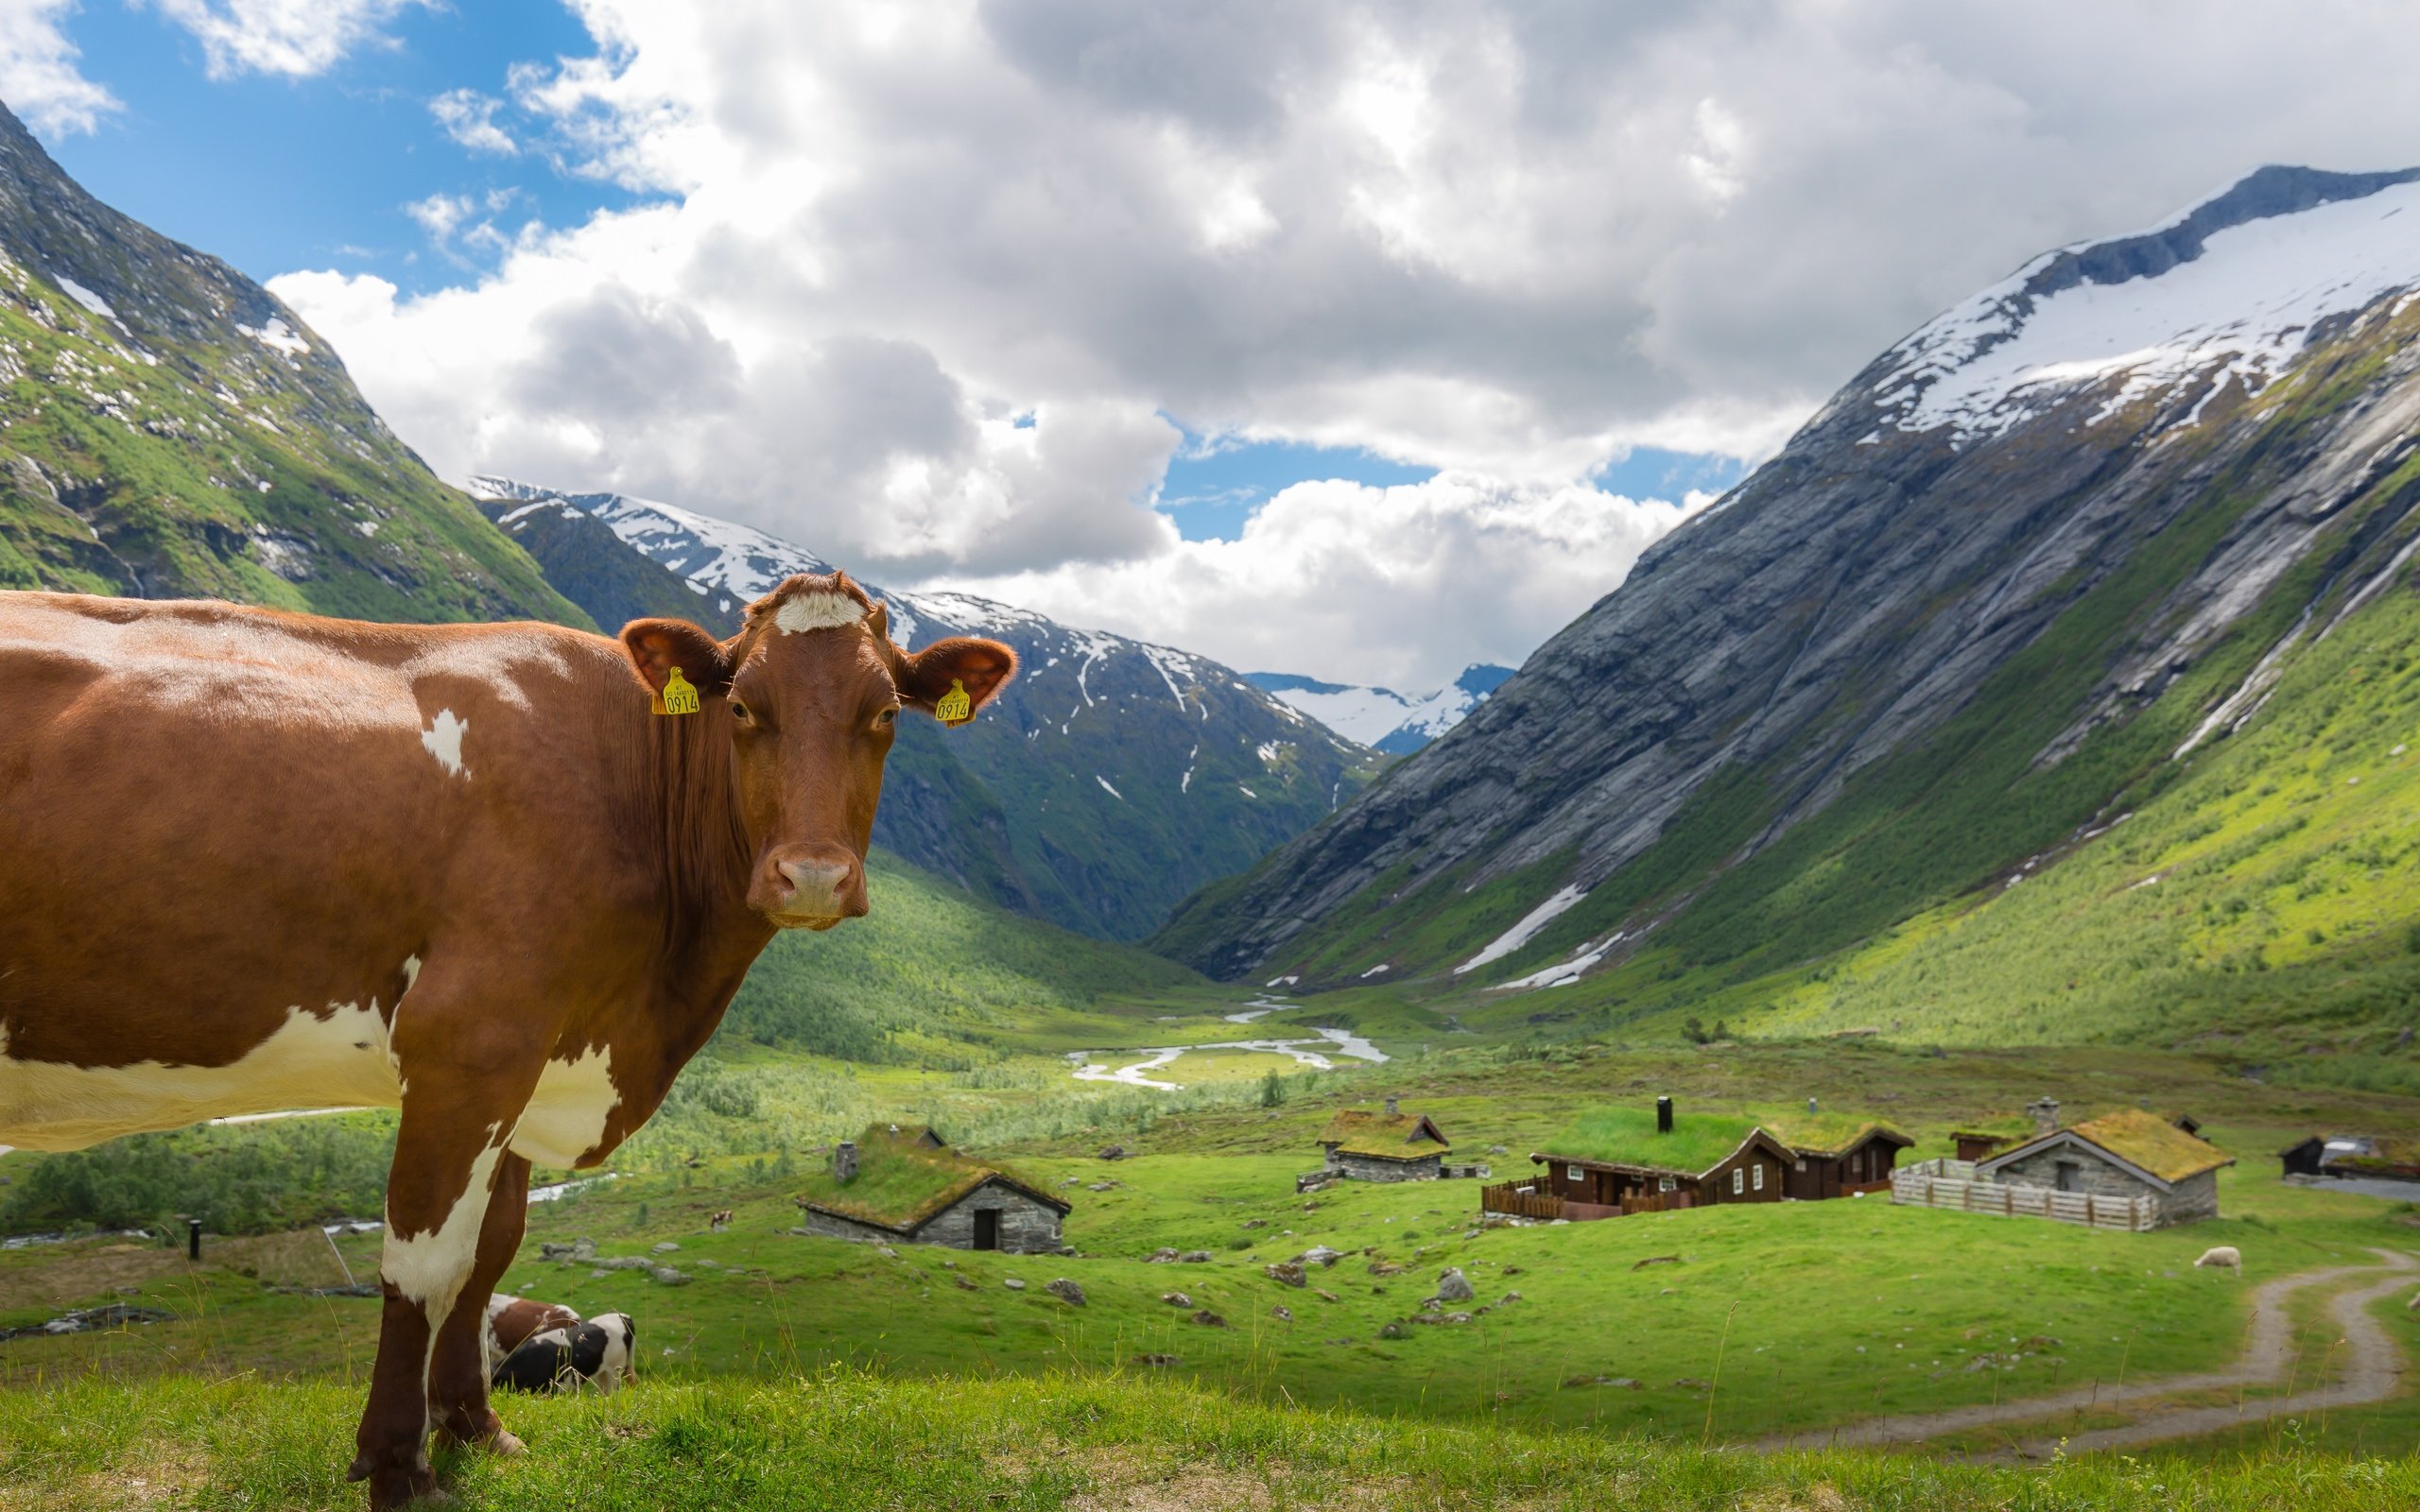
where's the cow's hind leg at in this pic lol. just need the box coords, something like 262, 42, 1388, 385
430, 1150, 531, 1455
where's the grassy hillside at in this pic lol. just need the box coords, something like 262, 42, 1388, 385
9, 1371, 2420, 1512
0, 102, 584, 626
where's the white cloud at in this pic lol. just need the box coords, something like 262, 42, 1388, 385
430, 87, 516, 156
146, 0, 429, 79
933, 474, 1714, 688
273, 1, 2420, 684
0, 0, 118, 135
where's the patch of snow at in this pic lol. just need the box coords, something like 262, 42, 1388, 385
53, 275, 112, 319
240, 317, 310, 358
1237, 784, 1257, 799
1456, 885, 1587, 974
1097, 775, 1123, 800
1358, 963, 1390, 978
1878, 177, 2420, 443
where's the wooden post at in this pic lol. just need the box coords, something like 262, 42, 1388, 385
187, 1218, 201, 1262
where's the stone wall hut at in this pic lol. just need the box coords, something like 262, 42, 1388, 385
1976, 1108, 2233, 1227
791, 1125, 1070, 1253
1492, 1100, 1791, 1219
1319, 1096, 1450, 1181
1769, 1112, 1913, 1200
2279, 1134, 2420, 1183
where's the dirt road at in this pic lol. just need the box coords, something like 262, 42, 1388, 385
1754, 1247, 2415, 1454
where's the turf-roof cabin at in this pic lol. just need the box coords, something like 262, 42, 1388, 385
1767, 1110, 1913, 1200
1320, 1096, 1449, 1181
2279, 1133, 2420, 1183
1495, 1099, 1791, 1219
1976, 1108, 2234, 1227
791, 1125, 1069, 1253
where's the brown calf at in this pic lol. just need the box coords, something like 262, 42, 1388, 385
0, 574, 1011, 1507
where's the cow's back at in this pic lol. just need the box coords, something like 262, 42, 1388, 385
0, 593, 617, 1149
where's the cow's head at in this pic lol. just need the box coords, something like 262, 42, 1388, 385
620, 573, 1015, 929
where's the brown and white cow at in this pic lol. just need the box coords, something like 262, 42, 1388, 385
0, 575, 1011, 1507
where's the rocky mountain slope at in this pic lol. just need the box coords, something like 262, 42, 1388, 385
1244, 665, 1512, 754
1158, 165, 2420, 1040
473, 478, 1378, 942
0, 100, 582, 626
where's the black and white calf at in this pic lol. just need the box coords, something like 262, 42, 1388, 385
490, 1312, 637, 1396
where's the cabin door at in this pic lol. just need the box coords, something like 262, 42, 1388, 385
973, 1210, 1001, 1251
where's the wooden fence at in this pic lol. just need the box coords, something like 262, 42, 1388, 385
1891, 1161, 2155, 1231
1478, 1181, 1564, 1220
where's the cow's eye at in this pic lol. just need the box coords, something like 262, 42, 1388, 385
874, 706, 899, 729
729, 698, 755, 726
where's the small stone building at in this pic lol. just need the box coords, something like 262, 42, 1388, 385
1319, 1097, 1450, 1181
791, 1125, 1070, 1253
2279, 1133, 2420, 1183
1976, 1108, 2232, 1227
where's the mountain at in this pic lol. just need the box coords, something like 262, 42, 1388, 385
1244, 665, 1513, 754
0, 101, 583, 627
471, 477, 1380, 942
1156, 165, 2420, 1068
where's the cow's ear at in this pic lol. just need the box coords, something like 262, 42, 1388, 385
620, 618, 735, 697
898, 637, 1016, 726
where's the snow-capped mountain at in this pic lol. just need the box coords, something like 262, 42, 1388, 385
1159, 164, 2420, 994
470, 478, 1377, 942
1244, 665, 1513, 754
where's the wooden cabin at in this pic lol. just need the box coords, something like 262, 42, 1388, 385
1319, 1097, 1450, 1181
2279, 1134, 2420, 1183
1769, 1114, 1913, 1199
1485, 1099, 1790, 1220
791, 1125, 1070, 1253
1976, 1108, 2233, 1227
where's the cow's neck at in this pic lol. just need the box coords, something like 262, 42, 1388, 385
614, 699, 777, 1032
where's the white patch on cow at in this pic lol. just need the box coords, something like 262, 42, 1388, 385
420, 710, 470, 779
582, 1312, 636, 1394
0, 999, 402, 1152
509, 1045, 619, 1169
386, 1133, 506, 1454
773, 593, 867, 635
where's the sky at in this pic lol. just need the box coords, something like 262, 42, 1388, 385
6, 3, 2420, 689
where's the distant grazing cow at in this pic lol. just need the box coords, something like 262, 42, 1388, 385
490, 1328, 576, 1395
2194, 1246, 2242, 1271
482, 1297, 579, 1378
710, 1209, 733, 1231
0, 576, 1013, 1508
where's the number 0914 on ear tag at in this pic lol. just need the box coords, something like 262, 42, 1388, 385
655, 666, 701, 716
935, 678, 973, 725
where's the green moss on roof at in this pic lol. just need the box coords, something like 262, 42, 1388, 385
1537, 1108, 1765, 1176
2066, 1108, 2233, 1183
793, 1125, 1045, 1230
1767, 1114, 1910, 1159
1949, 1113, 2038, 1143
1320, 1108, 1449, 1159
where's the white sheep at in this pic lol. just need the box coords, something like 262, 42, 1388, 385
2193, 1246, 2241, 1271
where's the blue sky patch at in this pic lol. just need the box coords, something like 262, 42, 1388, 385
38, 3, 631, 293
1156, 431, 1434, 541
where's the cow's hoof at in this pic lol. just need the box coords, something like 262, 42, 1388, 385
486, 1429, 527, 1458
364, 1462, 441, 1510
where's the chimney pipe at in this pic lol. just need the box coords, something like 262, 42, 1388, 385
1807, 1096, 1819, 1115
834, 1141, 859, 1182
1385, 1094, 1399, 1117
1656, 1095, 1673, 1134
2027, 1097, 2060, 1137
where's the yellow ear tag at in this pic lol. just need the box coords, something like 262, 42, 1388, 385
935, 677, 973, 725
656, 666, 700, 716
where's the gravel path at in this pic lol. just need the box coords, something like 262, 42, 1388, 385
1755, 1247, 2416, 1454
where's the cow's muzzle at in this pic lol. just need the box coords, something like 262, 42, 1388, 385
754, 845, 869, 928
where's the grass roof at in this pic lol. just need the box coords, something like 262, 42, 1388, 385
2323, 1135, 2420, 1175
1537, 1107, 1765, 1176
1767, 1114, 1910, 1159
2066, 1108, 2233, 1183
793, 1125, 1046, 1230
1948, 1112, 2038, 1143
1321, 1109, 1449, 1159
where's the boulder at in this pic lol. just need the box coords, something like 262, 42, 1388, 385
650, 1242, 681, 1254
1264, 1262, 1307, 1288
1299, 1245, 1342, 1267
1270, 1304, 1293, 1322
648, 1266, 689, 1286
1162, 1292, 1192, 1307
1046, 1278, 1086, 1307
1190, 1310, 1230, 1329
1098, 1145, 1129, 1161
1002, 1278, 1028, 1291
1180, 1250, 1213, 1264
1145, 1247, 1179, 1263
1433, 1267, 1475, 1302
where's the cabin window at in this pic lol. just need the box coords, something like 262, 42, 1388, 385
1732, 1168, 1744, 1195
1794, 1159, 1806, 1172
1658, 1176, 1676, 1193
1567, 1165, 1583, 1182
1753, 1163, 1765, 1192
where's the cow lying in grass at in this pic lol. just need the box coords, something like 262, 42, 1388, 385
492, 1313, 637, 1396
0, 576, 1013, 1509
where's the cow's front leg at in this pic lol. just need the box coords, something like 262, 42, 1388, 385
430, 1149, 531, 1454
350, 1068, 538, 1508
